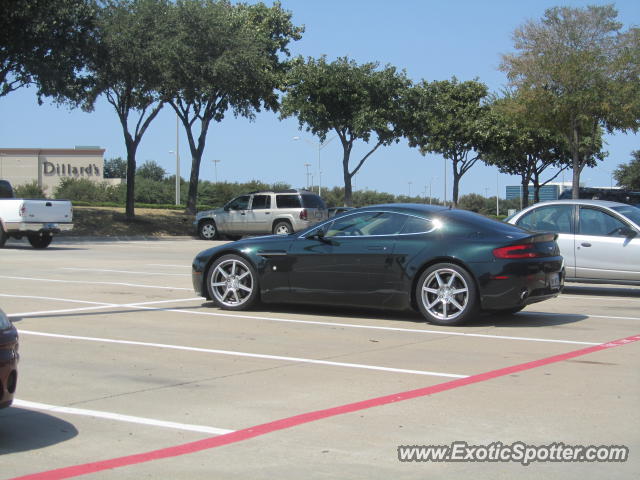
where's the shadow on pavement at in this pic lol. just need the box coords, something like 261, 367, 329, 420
0, 407, 78, 454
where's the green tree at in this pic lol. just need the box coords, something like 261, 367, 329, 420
614, 150, 640, 190
401, 78, 490, 207
81, 0, 171, 219
0, 0, 97, 100
501, 5, 640, 199
281, 56, 410, 206
161, 0, 303, 214
481, 94, 588, 207
103, 157, 128, 178
137, 160, 166, 181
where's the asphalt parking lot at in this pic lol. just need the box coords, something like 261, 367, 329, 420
1, 238, 638, 479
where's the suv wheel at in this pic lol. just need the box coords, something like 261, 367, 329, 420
198, 220, 218, 240
273, 220, 293, 235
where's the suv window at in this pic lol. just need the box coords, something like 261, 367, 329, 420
517, 204, 574, 234
276, 195, 301, 209
0, 180, 14, 199
301, 193, 326, 209
251, 195, 271, 210
226, 195, 250, 210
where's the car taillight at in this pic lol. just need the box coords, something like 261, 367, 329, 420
493, 244, 542, 259
299, 209, 308, 220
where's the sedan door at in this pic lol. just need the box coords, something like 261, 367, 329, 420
287, 211, 404, 307
575, 206, 640, 281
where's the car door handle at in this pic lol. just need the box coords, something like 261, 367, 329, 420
265, 211, 271, 214
367, 246, 387, 251
581, 242, 592, 247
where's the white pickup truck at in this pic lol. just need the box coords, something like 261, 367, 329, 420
0, 180, 73, 249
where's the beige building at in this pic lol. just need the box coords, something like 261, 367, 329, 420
0, 147, 105, 197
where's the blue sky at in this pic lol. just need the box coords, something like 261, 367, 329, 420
1, 0, 638, 200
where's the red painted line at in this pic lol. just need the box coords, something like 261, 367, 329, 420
10, 334, 640, 480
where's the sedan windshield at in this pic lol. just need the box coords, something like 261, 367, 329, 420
612, 205, 640, 226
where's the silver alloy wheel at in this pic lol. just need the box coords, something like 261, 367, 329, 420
209, 258, 254, 307
200, 221, 216, 240
274, 222, 292, 235
420, 268, 470, 321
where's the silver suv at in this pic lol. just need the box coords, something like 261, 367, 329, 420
195, 189, 328, 240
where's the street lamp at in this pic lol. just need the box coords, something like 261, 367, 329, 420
169, 148, 180, 206
293, 135, 335, 196
303, 162, 312, 189
212, 159, 221, 184
408, 181, 412, 197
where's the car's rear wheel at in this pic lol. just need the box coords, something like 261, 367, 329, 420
273, 220, 293, 235
27, 233, 52, 249
0, 229, 7, 248
206, 254, 259, 310
198, 220, 218, 240
416, 263, 478, 326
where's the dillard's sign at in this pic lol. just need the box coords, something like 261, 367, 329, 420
43, 161, 101, 177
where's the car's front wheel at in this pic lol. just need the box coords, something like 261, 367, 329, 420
206, 254, 259, 310
415, 263, 478, 326
198, 220, 218, 240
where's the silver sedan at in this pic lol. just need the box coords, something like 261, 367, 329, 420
506, 199, 640, 285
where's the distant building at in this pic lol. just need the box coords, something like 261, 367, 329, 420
505, 182, 573, 202
0, 147, 105, 197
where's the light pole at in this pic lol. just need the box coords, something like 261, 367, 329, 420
496, 170, 500, 216
167, 113, 181, 206
212, 159, 221, 184
293, 135, 335, 196
408, 181, 412, 197
304, 162, 312, 189
169, 148, 180, 206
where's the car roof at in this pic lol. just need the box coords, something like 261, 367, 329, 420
523, 199, 631, 208
355, 203, 449, 215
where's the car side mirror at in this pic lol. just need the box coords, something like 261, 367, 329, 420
307, 227, 330, 242
620, 226, 637, 238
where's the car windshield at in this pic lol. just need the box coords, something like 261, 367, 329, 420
612, 205, 640, 225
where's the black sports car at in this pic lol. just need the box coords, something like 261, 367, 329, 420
192, 204, 564, 325
0, 308, 18, 409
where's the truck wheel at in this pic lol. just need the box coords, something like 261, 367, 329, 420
28, 233, 53, 249
198, 220, 218, 240
0, 229, 7, 248
273, 220, 292, 235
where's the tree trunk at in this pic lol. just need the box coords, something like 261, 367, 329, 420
343, 150, 353, 207
452, 158, 460, 207
124, 134, 138, 221
571, 121, 581, 199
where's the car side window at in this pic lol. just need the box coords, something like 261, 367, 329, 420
276, 195, 301, 209
517, 205, 574, 234
325, 212, 406, 237
578, 207, 628, 237
251, 195, 271, 210
227, 195, 250, 211
401, 215, 434, 234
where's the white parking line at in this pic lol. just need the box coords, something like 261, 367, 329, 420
561, 294, 640, 303
1, 275, 192, 291
62, 267, 190, 277
12, 400, 234, 435
2, 292, 603, 345
18, 330, 468, 378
